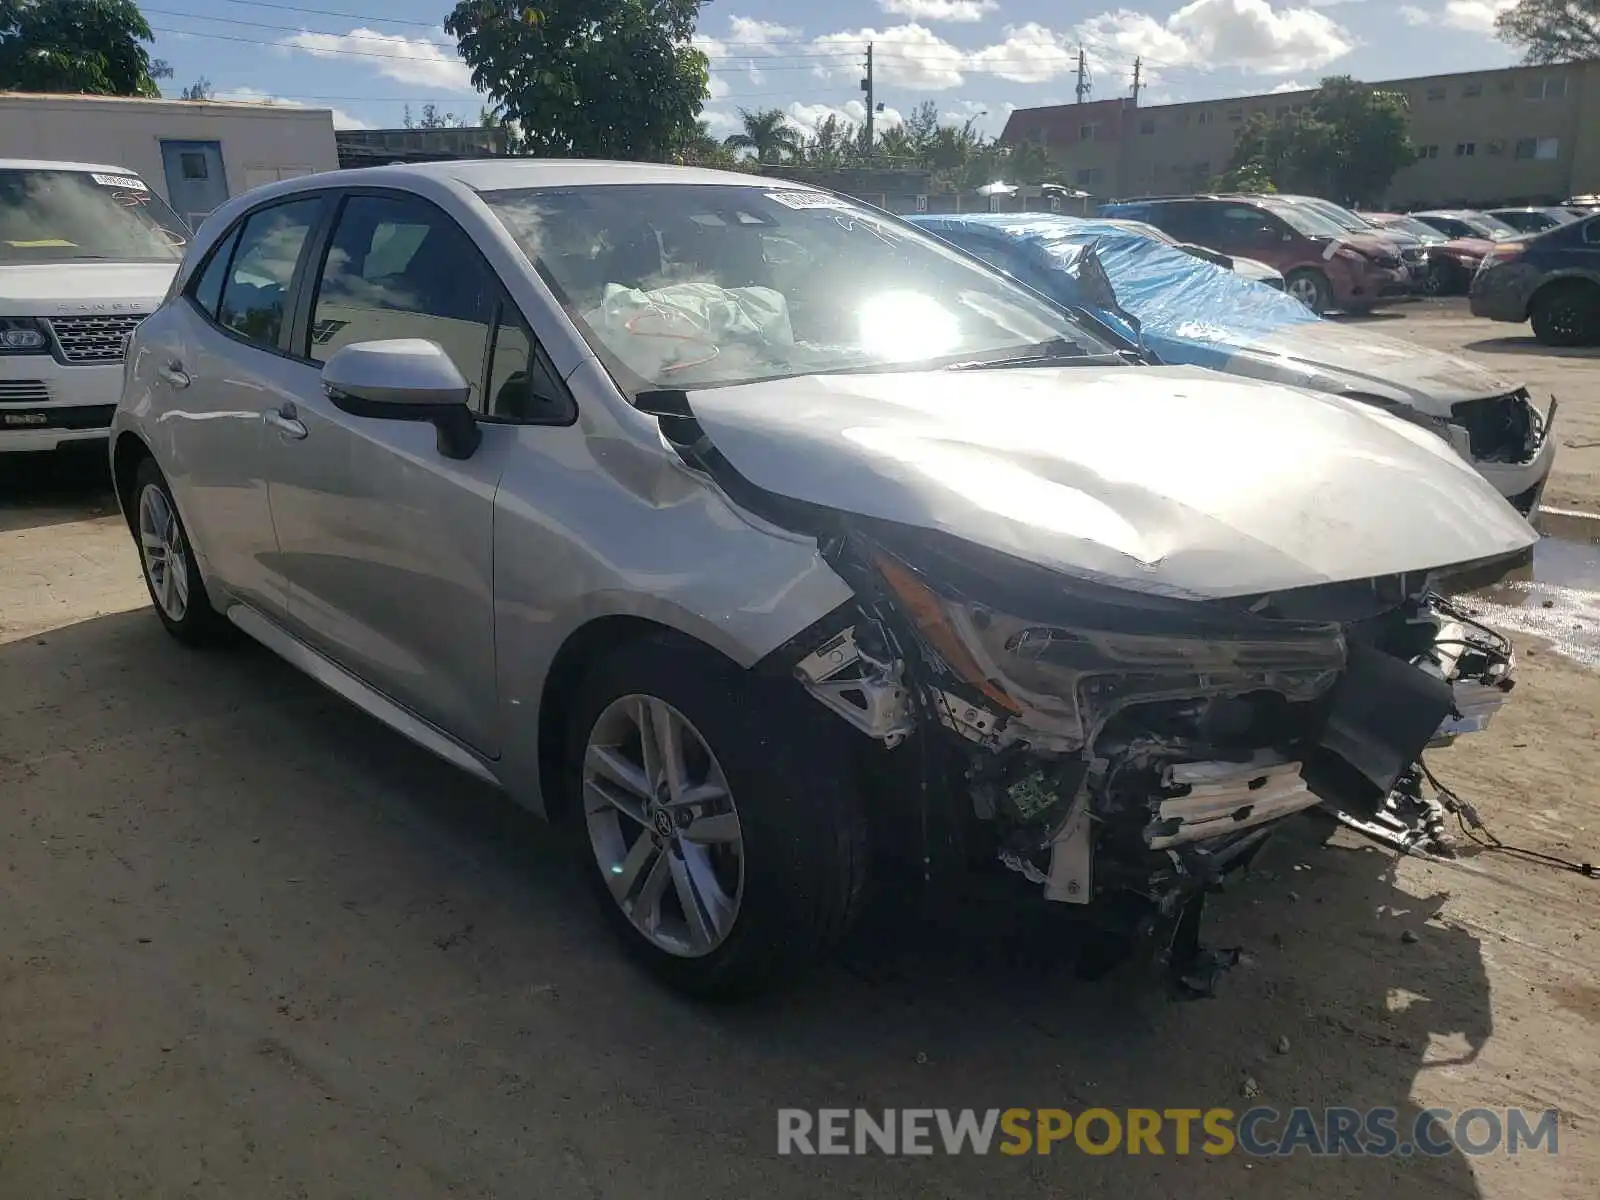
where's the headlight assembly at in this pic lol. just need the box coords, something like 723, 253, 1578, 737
0, 317, 48, 354
871, 548, 1346, 749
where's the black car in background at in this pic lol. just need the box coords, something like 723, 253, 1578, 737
1487, 207, 1578, 235
1470, 212, 1600, 345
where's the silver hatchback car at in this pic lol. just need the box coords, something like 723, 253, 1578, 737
112, 161, 1532, 998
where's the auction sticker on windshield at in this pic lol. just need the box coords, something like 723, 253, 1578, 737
765, 191, 853, 211
90, 173, 147, 191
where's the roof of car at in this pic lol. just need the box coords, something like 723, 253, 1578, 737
0, 157, 141, 175
312, 158, 798, 193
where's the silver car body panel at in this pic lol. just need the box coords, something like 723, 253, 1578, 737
676, 364, 1538, 600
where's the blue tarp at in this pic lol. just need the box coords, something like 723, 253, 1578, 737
908, 213, 1322, 371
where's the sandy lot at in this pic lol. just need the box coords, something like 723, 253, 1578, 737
2, 311, 1597, 1198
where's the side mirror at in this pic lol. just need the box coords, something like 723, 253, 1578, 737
322, 339, 481, 460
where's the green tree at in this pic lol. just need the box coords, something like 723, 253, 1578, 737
1223, 76, 1412, 206
722, 107, 800, 163
1496, 0, 1600, 62
799, 113, 861, 167
445, 0, 708, 160
0, 0, 167, 95
1211, 158, 1277, 193
179, 75, 213, 101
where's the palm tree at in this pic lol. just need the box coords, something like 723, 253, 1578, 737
723, 108, 801, 164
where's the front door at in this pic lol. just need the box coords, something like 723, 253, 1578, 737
266, 190, 506, 755
160, 140, 229, 231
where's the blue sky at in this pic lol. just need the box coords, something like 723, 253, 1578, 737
146, 0, 1527, 137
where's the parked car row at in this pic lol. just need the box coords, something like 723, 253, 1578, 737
2, 155, 1549, 1000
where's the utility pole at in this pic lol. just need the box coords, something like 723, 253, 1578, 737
1131, 57, 1142, 106
861, 43, 875, 153
1075, 46, 1089, 104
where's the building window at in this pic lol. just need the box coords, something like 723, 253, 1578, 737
1139, 117, 1155, 134
1516, 136, 1562, 159
179, 151, 209, 180
1226, 106, 1243, 122
1427, 86, 1446, 101
1195, 160, 1210, 179
1462, 81, 1483, 98
1417, 144, 1439, 160
1079, 122, 1100, 141
1075, 167, 1103, 186
1455, 141, 1476, 157
1196, 110, 1213, 125
1525, 76, 1567, 100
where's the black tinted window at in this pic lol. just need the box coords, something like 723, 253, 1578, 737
218, 199, 321, 349
190, 227, 240, 319
486, 307, 570, 422
1582, 219, 1600, 245
309, 193, 493, 406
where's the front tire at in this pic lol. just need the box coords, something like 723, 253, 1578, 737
1285, 268, 1331, 315
132, 458, 228, 644
1530, 282, 1600, 346
564, 636, 869, 999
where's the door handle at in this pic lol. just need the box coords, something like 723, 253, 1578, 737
264, 406, 308, 440
158, 361, 190, 388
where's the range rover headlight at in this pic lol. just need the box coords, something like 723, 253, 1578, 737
872, 548, 1347, 748
0, 318, 48, 353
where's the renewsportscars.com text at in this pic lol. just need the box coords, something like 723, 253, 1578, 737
776, 1107, 1560, 1157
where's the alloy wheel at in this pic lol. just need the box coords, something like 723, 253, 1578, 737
1287, 276, 1321, 311
137, 482, 190, 622
582, 694, 745, 958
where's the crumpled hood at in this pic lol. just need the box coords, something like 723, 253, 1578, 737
0, 262, 176, 316
679, 364, 1536, 600
1221, 319, 1522, 413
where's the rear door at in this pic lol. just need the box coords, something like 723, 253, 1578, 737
150, 193, 326, 617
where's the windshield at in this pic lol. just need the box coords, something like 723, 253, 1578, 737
1375, 215, 1446, 242
0, 169, 188, 262
482, 183, 1117, 390
1455, 212, 1521, 241
1258, 201, 1349, 239
1300, 199, 1369, 233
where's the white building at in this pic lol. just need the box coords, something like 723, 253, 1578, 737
0, 92, 340, 229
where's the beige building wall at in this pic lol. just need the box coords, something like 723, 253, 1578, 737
1011, 61, 1600, 207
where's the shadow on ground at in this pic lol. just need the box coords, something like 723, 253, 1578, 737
0, 609, 1492, 1198
0, 444, 117, 532
1465, 337, 1600, 359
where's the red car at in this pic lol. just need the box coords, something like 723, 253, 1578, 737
1098, 195, 1411, 315
1366, 213, 1494, 295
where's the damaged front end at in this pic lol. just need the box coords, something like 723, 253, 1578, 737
774, 526, 1516, 995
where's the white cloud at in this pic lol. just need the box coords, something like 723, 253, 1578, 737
1167, 0, 1355, 74
216, 87, 368, 130
281, 27, 475, 92
811, 24, 969, 89
700, 109, 744, 139
877, 0, 998, 22
1269, 79, 1310, 92
696, 17, 798, 96
968, 22, 1078, 83
785, 99, 905, 135
1393, 0, 1513, 32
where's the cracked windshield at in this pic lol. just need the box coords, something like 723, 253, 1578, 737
484, 183, 1114, 389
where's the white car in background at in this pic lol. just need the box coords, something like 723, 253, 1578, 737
0, 158, 189, 452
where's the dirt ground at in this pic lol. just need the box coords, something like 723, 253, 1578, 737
2, 306, 1598, 1198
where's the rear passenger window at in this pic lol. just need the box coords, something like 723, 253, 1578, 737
218, 199, 321, 349
1583, 220, 1600, 245
189, 227, 240, 319
308, 193, 494, 408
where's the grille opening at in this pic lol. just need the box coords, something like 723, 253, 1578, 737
1451, 390, 1537, 463
43, 314, 149, 364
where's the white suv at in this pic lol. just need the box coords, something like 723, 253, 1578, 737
0, 159, 189, 452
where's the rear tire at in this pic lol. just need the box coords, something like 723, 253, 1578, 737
131, 458, 229, 645
1285, 268, 1331, 315
1530, 282, 1600, 346
563, 636, 870, 999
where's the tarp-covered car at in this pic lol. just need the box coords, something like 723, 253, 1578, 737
909, 212, 1558, 518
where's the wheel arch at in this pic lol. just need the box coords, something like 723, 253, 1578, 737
111, 430, 154, 534
1525, 271, 1600, 320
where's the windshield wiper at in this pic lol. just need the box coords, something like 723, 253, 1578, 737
944, 339, 1121, 370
